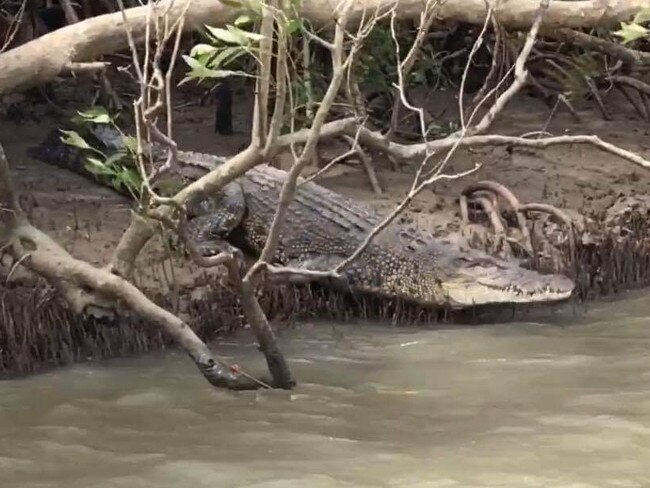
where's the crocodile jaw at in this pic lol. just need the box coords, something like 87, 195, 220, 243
440, 265, 575, 307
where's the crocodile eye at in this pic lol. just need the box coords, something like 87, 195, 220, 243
208, 220, 225, 236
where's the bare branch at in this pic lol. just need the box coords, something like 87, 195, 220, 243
63, 61, 111, 73
459, 4, 493, 130
468, 0, 548, 136
252, 1, 276, 149
107, 212, 157, 278
1, 0, 649, 95
342, 134, 383, 194
258, 1, 354, 263
387, 0, 440, 136
264, 7, 289, 152
0, 142, 261, 390
543, 27, 650, 69
301, 147, 357, 185
0, 0, 26, 54
60, 0, 81, 24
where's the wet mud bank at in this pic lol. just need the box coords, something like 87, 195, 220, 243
4, 208, 650, 378
3, 88, 650, 376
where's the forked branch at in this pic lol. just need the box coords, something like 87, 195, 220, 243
0, 143, 264, 390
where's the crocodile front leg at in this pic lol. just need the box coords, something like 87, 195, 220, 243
185, 182, 246, 257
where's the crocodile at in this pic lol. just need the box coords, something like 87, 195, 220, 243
28, 126, 575, 309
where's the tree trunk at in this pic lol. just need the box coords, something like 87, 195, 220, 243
0, 0, 647, 96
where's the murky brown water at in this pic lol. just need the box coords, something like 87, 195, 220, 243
2, 296, 650, 488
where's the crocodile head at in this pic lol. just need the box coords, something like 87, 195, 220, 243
435, 248, 575, 308
26, 126, 126, 170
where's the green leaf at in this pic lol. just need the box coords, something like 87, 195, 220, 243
614, 22, 649, 43
77, 106, 112, 124
209, 46, 247, 69
84, 157, 115, 176
226, 25, 253, 45
190, 43, 218, 57
234, 14, 252, 26
121, 136, 138, 154
634, 8, 650, 24
228, 25, 264, 42
220, 0, 242, 7
118, 167, 142, 194
182, 55, 252, 82
104, 151, 128, 167
205, 25, 244, 45
286, 19, 302, 36
60, 130, 92, 150
241, 0, 263, 16
182, 55, 221, 79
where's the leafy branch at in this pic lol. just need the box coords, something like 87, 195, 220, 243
60, 106, 143, 198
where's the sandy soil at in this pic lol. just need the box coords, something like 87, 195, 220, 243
2, 78, 650, 293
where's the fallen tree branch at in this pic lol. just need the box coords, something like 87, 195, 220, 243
542, 27, 650, 69
422, 133, 650, 169
107, 212, 157, 279
279, 114, 650, 170
1, 0, 649, 95
0, 142, 264, 391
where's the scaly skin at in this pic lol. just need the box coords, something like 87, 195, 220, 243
29, 127, 575, 308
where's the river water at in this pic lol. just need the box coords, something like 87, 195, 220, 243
1, 295, 650, 488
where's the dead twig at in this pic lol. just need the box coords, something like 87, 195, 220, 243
387, 0, 440, 137
343, 134, 383, 195
0, 0, 26, 53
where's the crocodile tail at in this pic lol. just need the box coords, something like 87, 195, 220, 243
27, 127, 130, 197
27, 128, 88, 174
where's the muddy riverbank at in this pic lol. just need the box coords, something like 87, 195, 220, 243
2, 80, 650, 375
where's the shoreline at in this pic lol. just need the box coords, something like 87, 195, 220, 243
3, 86, 650, 376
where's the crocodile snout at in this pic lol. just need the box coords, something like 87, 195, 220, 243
439, 254, 575, 307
